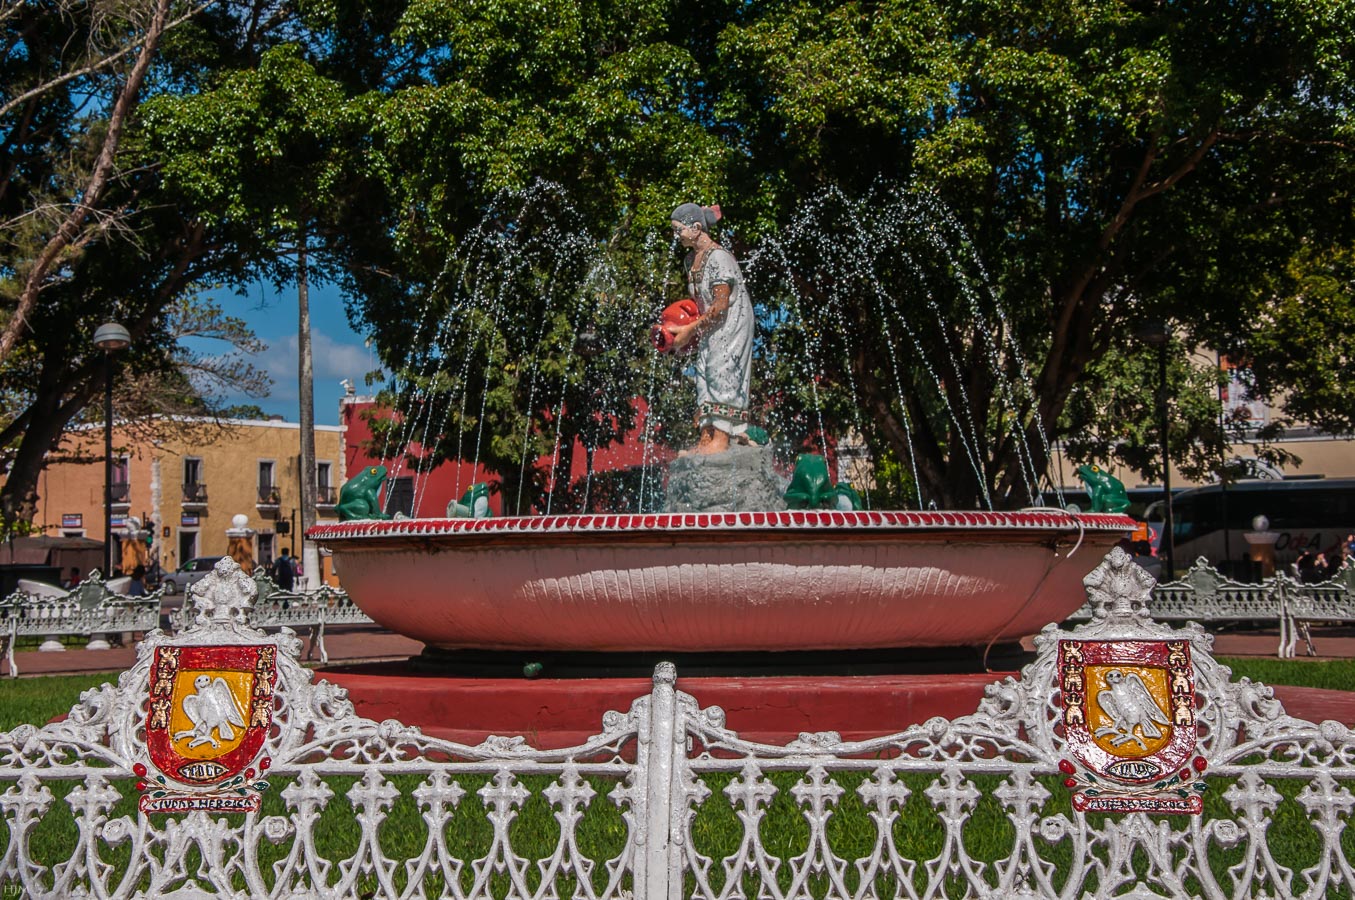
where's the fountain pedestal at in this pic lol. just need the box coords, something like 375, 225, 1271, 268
662, 443, 787, 512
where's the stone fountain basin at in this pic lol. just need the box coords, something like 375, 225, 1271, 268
309, 510, 1134, 652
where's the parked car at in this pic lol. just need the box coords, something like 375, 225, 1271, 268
160, 556, 225, 595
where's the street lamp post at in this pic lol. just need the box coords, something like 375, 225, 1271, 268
1137, 321, 1174, 580
93, 323, 131, 578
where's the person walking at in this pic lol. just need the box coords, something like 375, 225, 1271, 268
271, 548, 296, 591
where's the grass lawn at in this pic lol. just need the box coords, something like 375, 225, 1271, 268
1, 657, 1353, 897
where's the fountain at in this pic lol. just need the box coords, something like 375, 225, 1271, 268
312, 510, 1127, 653
310, 187, 1134, 661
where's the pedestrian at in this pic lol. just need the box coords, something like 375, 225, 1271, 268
128, 565, 148, 597
271, 548, 296, 591
1295, 551, 1327, 584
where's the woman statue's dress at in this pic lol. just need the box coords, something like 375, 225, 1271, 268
685, 246, 754, 438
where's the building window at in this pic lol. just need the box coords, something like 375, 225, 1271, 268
258, 460, 278, 504
183, 457, 207, 505
110, 456, 130, 504
317, 461, 334, 505
386, 476, 415, 517
257, 532, 275, 564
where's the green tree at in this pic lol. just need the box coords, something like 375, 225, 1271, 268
0, 0, 325, 528
706, 0, 1355, 506
1238, 245, 1355, 437
331, 0, 1352, 509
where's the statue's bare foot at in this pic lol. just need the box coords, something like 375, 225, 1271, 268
680, 425, 732, 456
694, 430, 730, 455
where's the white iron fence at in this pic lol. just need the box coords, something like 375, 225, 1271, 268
0, 551, 1352, 898
1068, 557, 1355, 658
0, 570, 373, 676
0, 571, 161, 675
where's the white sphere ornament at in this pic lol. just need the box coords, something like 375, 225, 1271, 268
231, 514, 249, 529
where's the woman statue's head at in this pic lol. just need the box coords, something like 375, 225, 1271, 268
670, 203, 722, 242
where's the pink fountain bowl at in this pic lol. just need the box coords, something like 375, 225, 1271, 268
309, 510, 1134, 652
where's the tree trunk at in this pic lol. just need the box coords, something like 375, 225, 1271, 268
297, 237, 319, 587
0, 356, 99, 527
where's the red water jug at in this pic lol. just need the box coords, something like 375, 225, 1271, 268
651, 299, 700, 353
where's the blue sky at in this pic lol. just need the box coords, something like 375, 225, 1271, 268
207, 280, 384, 426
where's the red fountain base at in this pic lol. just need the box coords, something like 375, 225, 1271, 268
319, 667, 1355, 749
321, 665, 1013, 748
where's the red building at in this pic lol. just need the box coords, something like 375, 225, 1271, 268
339, 396, 670, 517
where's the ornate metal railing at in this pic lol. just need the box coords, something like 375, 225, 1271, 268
1067, 556, 1355, 657
173, 570, 372, 663
0, 551, 1353, 898
181, 481, 209, 506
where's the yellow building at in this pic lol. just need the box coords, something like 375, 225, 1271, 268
27, 417, 343, 579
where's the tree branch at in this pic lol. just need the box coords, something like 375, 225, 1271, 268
0, 0, 174, 364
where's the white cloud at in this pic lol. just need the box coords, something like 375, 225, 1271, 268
312, 331, 375, 380
216, 327, 381, 423
257, 330, 375, 387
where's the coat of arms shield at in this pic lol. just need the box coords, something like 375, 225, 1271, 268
1058, 638, 1206, 814
140, 643, 277, 813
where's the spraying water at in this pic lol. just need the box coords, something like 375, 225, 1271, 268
367, 181, 1060, 515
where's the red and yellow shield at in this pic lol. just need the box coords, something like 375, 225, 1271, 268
1058, 639, 1204, 814
146, 645, 277, 787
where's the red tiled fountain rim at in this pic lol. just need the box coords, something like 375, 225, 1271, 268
309, 510, 1135, 542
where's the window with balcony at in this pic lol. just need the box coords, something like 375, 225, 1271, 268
257, 460, 279, 505
182, 457, 207, 506
109, 456, 131, 506
316, 461, 335, 506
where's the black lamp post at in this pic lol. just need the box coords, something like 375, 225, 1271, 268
93, 322, 131, 577
1136, 321, 1174, 580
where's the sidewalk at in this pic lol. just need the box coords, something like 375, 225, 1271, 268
11, 623, 1355, 740
6, 627, 424, 678
11, 624, 1355, 679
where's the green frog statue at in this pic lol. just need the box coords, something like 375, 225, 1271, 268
1075, 464, 1131, 514
336, 465, 393, 521
783, 453, 863, 511
447, 482, 493, 518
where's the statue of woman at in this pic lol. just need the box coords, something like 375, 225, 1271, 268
665, 203, 754, 455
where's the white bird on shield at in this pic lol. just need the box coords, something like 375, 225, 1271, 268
173, 675, 247, 749
1093, 669, 1171, 750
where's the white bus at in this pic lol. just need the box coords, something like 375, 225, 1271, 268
1162, 478, 1355, 574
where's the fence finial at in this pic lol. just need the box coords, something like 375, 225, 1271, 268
1082, 545, 1156, 623
188, 557, 257, 628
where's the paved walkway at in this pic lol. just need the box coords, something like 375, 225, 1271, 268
11, 624, 1355, 678
6, 628, 424, 677
11, 623, 1355, 741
